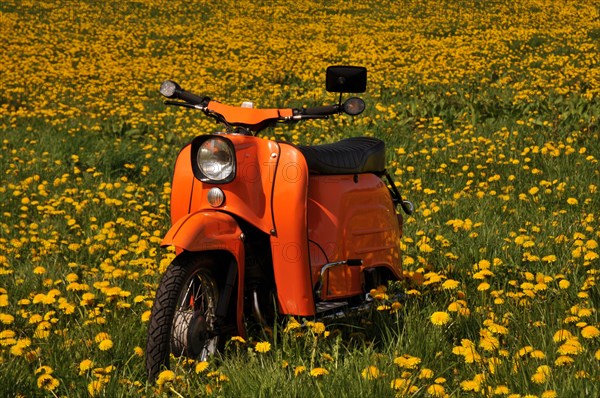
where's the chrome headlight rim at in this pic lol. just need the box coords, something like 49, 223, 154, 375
191, 135, 236, 184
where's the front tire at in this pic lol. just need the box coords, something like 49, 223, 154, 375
146, 254, 221, 382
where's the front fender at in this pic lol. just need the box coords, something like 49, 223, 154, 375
162, 210, 244, 256
162, 211, 246, 336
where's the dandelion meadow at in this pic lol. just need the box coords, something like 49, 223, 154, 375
1, 0, 599, 396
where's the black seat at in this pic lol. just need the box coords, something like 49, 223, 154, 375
296, 137, 386, 175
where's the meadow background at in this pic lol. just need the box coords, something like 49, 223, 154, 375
1, 0, 599, 396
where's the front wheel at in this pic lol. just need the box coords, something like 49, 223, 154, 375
146, 254, 221, 382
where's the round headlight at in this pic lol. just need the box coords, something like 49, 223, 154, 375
197, 138, 235, 182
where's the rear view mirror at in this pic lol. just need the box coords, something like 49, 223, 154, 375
326, 66, 367, 93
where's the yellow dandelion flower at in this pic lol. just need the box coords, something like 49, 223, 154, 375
394, 354, 421, 369
558, 279, 570, 289
427, 383, 445, 397
530, 350, 546, 359
558, 338, 584, 355
581, 325, 599, 339
94, 332, 110, 343
447, 300, 465, 312
441, 279, 460, 290
321, 353, 334, 362
361, 365, 380, 380
88, 380, 104, 397
141, 310, 151, 322
35, 365, 53, 375
294, 366, 306, 376
585, 239, 598, 249
553, 329, 574, 342
134, 346, 144, 356
0, 329, 15, 341
537, 365, 551, 375
230, 336, 246, 344
473, 269, 494, 279
255, 341, 271, 353
575, 370, 589, 379
453, 339, 482, 363
284, 318, 301, 333
479, 332, 499, 351
33, 266, 46, 274
156, 370, 176, 386
308, 321, 326, 334
98, 339, 113, 351
418, 368, 434, 379
195, 361, 209, 373
93, 365, 115, 377
566, 197, 578, 205
531, 372, 547, 384
584, 251, 599, 261
0, 313, 14, 324
477, 282, 491, 291
595, 349, 600, 360
488, 357, 502, 374
309, 367, 328, 377
79, 359, 94, 375
461, 379, 480, 392
517, 346, 534, 357
554, 355, 574, 366
37, 373, 59, 391
391, 378, 415, 393
430, 311, 451, 326
577, 308, 593, 317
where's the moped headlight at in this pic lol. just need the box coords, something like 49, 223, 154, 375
192, 137, 236, 183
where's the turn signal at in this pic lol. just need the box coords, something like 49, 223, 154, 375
207, 187, 225, 207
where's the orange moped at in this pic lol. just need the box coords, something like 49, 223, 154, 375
146, 66, 414, 381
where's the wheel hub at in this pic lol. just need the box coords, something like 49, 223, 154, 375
187, 312, 210, 357
171, 309, 214, 358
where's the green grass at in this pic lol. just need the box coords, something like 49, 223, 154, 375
1, 0, 599, 396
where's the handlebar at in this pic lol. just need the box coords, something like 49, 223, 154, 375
160, 80, 209, 107
301, 104, 341, 116
160, 80, 364, 132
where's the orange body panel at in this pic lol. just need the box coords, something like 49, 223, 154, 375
170, 136, 279, 231
170, 144, 195, 225
307, 174, 402, 300
270, 143, 314, 316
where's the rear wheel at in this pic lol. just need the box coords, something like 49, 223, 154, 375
146, 254, 220, 382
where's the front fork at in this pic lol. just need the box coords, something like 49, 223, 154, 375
213, 260, 238, 335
